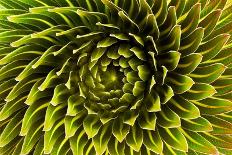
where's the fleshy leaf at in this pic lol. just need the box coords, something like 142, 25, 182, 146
181, 117, 213, 132
181, 83, 216, 100
156, 105, 181, 128
189, 63, 226, 83
180, 129, 218, 154
168, 95, 200, 119
0, 110, 24, 147
166, 72, 194, 94
83, 114, 102, 139
192, 97, 232, 115
158, 127, 188, 152
93, 122, 112, 155
126, 123, 143, 152
175, 53, 202, 74
138, 109, 156, 130
108, 137, 125, 155
112, 117, 130, 143
143, 129, 163, 154
69, 127, 88, 155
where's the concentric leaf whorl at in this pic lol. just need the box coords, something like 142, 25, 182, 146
0, 0, 232, 155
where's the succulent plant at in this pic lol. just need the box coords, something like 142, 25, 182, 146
0, 0, 232, 154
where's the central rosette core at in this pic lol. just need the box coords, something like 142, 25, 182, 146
100, 65, 124, 91
74, 36, 155, 123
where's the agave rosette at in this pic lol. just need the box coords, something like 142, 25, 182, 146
0, 0, 232, 154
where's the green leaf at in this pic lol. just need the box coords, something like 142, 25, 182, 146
112, 117, 130, 142
7, 13, 55, 29
129, 33, 144, 46
31, 25, 67, 38
97, 37, 117, 48
152, 0, 168, 25
0, 60, 27, 81
69, 127, 88, 155
0, 94, 26, 121
43, 103, 66, 131
166, 72, 194, 94
126, 123, 143, 152
108, 137, 125, 155
110, 33, 129, 41
118, 11, 139, 33
213, 77, 232, 96
83, 114, 102, 138
189, 63, 226, 83
180, 129, 218, 154
96, 22, 120, 31
200, 0, 226, 18
175, 53, 202, 74
179, 27, 204, 56
33, 137, 44, 155
135, 0, 152, 27
21, 119, 44, 155
50, 84, 71, 106
163, 143, 187, 155
168, 0, 185, 18
126, 71, 140, 84
11, 138, 23, 155
206, 47, 232, 66
143, 129, 163, 154
106, 46, 120, 59
168, 95, 200, 119
204, 115, 232, 134
157, 25, 181, 52
0, 109, 24, 147
130, 47, 146, 61
145, 92, 161, 112
0, 29, 33, 43
0, 79, 17, 100
157, 51, 181, 71
141, 14, 159, 39
181, 117, 213, 132
20, 101, 48, 136
179, 3, 201, 38
201, 133, 232, 150
124, 145, 142, 155
156, 105, 181, 128
159, 6, 177, 38
122, 110, 139, 126
67, 95, 85, 116
32, 46, 59, 69
15, 58, 49, 82
132, 81, 145, 96
44, 120, 64, 154
138, 110, 156, 130
73, 41, 93, 54
158, 127, 188, 152
93, 122, 112, 155
156, 84, 174, 104
118, 43, 132, 58
192, 97, 232, 115
0, 137, 20, 155
0, 45, 42, 65
137, 65, 150, 81
128, 57, 143, 71
199, 9, 222, 38
25, 78, 52, 105
6, 74, 42, 102
181, 83, 216, 100
196, 34, 230, 62
50, 137, 70, 155
91, 47, 106, 62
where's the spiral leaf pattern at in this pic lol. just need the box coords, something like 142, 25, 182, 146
0, 0, 232, 154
